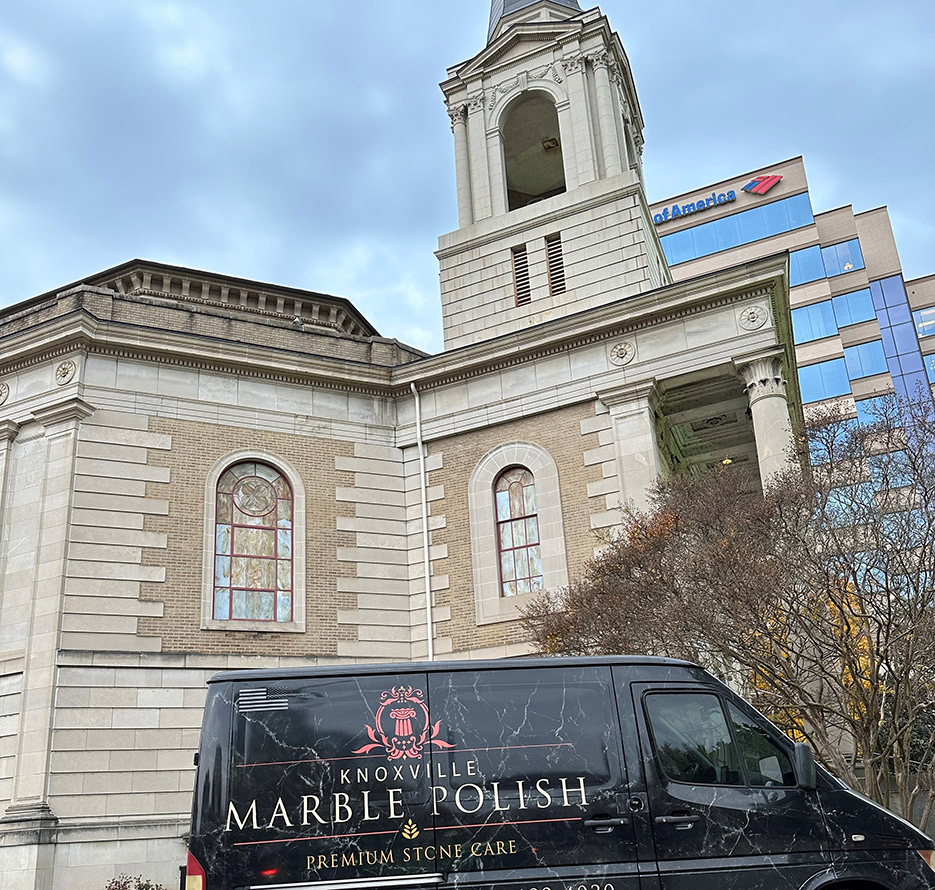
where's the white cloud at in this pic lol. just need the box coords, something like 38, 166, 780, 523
138, 3, 231, 84
0, 31, 53, 86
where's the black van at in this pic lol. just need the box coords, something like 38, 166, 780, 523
186, 656, 935, 890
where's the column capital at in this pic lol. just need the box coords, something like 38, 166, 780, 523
561, 52, 587, 75
587, 50, 614, 72
446, 103, 468, 130
467, 91, 486, 113
735, 354, 788, 405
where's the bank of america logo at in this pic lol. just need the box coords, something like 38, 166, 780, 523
742, 174, 783, 195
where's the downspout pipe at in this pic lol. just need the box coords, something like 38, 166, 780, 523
410, 382, 435, 661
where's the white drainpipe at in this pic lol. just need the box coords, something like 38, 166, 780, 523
410, 382, 434, 661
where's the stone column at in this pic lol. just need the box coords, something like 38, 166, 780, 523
4, 397, 93, 837
737, 355, 796, 486
486, 125, 508, 217
602, 381, 664, 513
591, 52, 623, 177
561, 53, 596, 185
0, 419, 20, 522
466, 91, 491, 221
447, 104, 474, 228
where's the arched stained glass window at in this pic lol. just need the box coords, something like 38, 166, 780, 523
495, 467, 544, 597
213, 461, 293, 622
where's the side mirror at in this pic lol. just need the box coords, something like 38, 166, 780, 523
794, 742, 817, 790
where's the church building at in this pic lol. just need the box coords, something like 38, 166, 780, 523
0, 1, 870, 887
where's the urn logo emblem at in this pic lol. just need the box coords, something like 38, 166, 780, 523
353, 685, 454, 761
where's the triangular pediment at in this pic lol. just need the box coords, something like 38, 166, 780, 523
453, 18, 584, 81
488, 0, 582, 42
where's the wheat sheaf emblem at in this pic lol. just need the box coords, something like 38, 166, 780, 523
401, 819, 420, 840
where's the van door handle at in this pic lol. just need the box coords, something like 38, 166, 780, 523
583, 816, 630, 833
654, 814, 701, 829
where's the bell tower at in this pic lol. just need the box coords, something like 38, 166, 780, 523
437, 0, 670, 350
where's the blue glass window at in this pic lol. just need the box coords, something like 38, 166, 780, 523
808, 418, 855, 465
715, 214, 742, 252
659, 193, 814, 265
798, 358, 851, 403
881, 276, 907, 307
843, 340, 887, 380
790, 246, 825, 286
821, 240, 865, 277
792, 301, 837, 343
892, 323, 919, 356
855, 396, 886, 426
662, 228, 693, 265
789, 239, 865, 286
869, 275, 933, 406
925, 355, 935, 383
913, 307, 935, 338
832, 289, 875, 327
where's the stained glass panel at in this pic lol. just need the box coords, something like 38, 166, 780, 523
496, 490, 511, 521
513, 518, 527, 547
499, 523, 513, 549
501, 551, 515, 582
213, 460, 293, 622
216, 525, 231, 555
494, 466, 544, 598
214, 588, 230, 620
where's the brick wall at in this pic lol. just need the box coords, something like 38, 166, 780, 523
429, 400, 603, 654
138, 417, 358, 656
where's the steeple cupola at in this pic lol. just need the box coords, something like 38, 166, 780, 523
436, 3, 671, 350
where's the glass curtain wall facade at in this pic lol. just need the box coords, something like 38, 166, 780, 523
651, 158, 935, 421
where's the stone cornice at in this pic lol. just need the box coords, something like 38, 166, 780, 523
395, 258, 789, 393
0, 419, 20, 442
436, 177, 646, 258
0, 259, 791, 405
0, 311, 399, 397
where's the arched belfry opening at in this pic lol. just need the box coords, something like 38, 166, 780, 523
502, 92, 566, 211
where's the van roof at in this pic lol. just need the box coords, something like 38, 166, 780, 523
210, 654, 697, 683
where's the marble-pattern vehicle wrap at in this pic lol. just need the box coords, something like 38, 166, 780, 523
187, 657, 935, 890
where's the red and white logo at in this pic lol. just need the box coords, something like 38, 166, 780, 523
353, 685, 454, 761
741, 174, 783, 195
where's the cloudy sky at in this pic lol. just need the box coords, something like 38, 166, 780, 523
1, 1, 932, 352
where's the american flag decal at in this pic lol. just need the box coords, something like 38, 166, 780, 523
742, 174, 783, 195
237, 687, 289, 712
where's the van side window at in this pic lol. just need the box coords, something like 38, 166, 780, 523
727, 703, 796, 786
645, 692, 743, 785
431, 666, 621, 787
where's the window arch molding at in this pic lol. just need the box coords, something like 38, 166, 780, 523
492, 82, 569, 126
469, 442, 569, 625
201, 449, 307, 633
495, 87, 571, 212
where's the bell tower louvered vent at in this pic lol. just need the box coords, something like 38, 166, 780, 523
546, 233, 566, 296
512, 245, 532, 305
